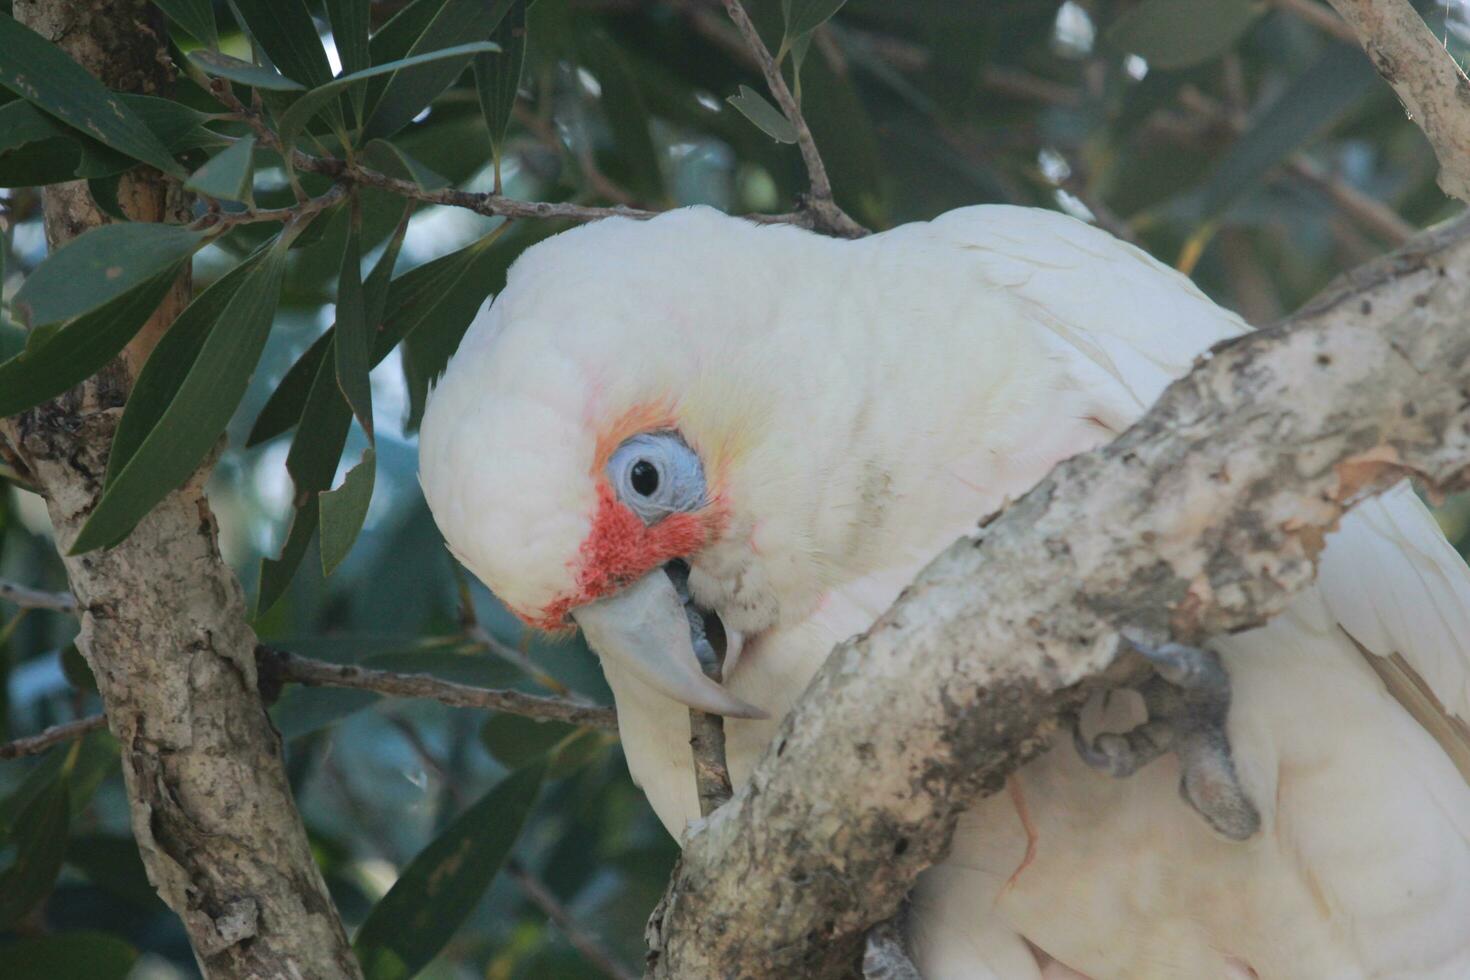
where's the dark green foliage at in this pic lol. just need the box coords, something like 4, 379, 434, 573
3, 2, 1465, 978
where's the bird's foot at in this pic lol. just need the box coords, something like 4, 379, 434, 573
1073, 630, 1261, 840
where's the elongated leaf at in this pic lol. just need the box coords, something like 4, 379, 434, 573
256, 343, 353, 614
72, 243, 288, 554
154, 0, 217, 46
335, 229, 373, 438
13, 223, 202, 328
1194, 43, 1378, 222
67, 836, 163, 911
0, 269, 178, 417
320, 447, 375, 575
0, 778, 68, 928
184, 135, 255, 202
187, 50, 304, 92
480, 714, 575, 769
363, 204, 415, 327
0, 14, 185, 176
782, 0, 847, 39
727, 84, 797, 143
0, 96, 221, 186
0, 933, 137, 980
231, 0, 333, 89
364, 0, 514, 142
246, 328, 333, 447
276, 41, 498, 146
325, 0, 371, 77
354, 764, 545, 980
474, 2, 528, 168
1104, 0, 1260, 70
107, 252, 267, 481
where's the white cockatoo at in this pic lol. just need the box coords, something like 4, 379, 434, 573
418, 205, 1470, 979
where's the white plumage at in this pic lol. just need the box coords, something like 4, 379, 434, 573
419, 205, 1470, 979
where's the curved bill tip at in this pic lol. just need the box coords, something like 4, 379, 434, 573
572, 571, 768, 720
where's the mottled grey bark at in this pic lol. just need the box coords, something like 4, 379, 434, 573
1, 3, 359, 977
646, 214, 1470, 978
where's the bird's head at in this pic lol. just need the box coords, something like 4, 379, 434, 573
419, 208, 835, 719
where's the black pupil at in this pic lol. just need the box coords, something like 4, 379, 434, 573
630, 460, 660, 496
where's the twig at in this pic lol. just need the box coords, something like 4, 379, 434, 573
508, 860, 638, 980
689, 662, 733, 817
1269, 0, 1360, 43
189, 180, 349, 232
255, 646, 618, 731
0, 715, 106, 760
1326, 0, 1470, 204
719, 0, 868, 238
0, 580, 77, 614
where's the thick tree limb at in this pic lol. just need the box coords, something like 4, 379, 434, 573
645, 212, 1470, 977
1327, 0, 1470, 203
1, 2, 358, 977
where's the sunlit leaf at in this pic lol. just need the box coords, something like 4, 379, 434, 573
1104, 0, 1261, 70
354, 763, 545, 980
0, 14, 186, 176
154, 0, 217, 47
0, 933, 137, 980
320, 447, 375, 576
13, 223, 201, 329
72, 241, 288, 553
187, 50, 304, 92
184, 135, 255, 203
727, 83, 797, 143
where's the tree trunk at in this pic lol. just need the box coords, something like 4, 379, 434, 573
1, 3, 360, 977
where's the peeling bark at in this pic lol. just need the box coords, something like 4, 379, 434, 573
646, 214, 1470, 978
1, 3, 359, 977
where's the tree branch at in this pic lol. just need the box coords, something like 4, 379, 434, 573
1326, 0, 1470, 203
646, 212, 1470, 978
0, 714, 106, 760
507, 861, 638, 980
719, 0, 868, 238
0, 578, 77, 614
255, 646, 618, 731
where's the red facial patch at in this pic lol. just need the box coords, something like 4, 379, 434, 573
525, 482, 723, 631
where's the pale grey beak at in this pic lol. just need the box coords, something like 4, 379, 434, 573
572, 571, 768, 719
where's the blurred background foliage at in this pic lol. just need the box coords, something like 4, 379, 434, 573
2, 0, 1469, 976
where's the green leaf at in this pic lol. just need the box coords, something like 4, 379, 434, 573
324, 0, 371, 78
154, 0, 217, 47
184, 135, 256, 203
256, 341, 353, 615
320, 447, 375, 575
0, 96, 221, 186
363, 0, 515, 142
67, 835, 163, 910
576, 31, 663, 200
361, 139, 449, 191
108, 253, 266, 481
0, 268, 178, 417
247, 328, 334, 447
0, 933, 136, 980
480, 714, 575, 769
60, 642, 98, 693
0, 14, 186, 176
334, 229, 373, 438
187, 50, 304, 91
276, 41, 499, 147
727, 84, 797, 143
230, 0, 334, 90
354, 763, 545, 980
782, 0, 847, 39
13, 223, 202, 328
0, 777, 68, 927
1193, 43, 1378, 222
1104, 0, 1261, 71
547, 727, 607, 777
474, 2, 529, 170
72, 242, 288, 554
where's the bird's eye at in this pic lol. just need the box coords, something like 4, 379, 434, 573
630, 459, 660, 496
608, 431, 705, 525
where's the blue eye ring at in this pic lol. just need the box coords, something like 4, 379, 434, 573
608, 431, 706, 525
